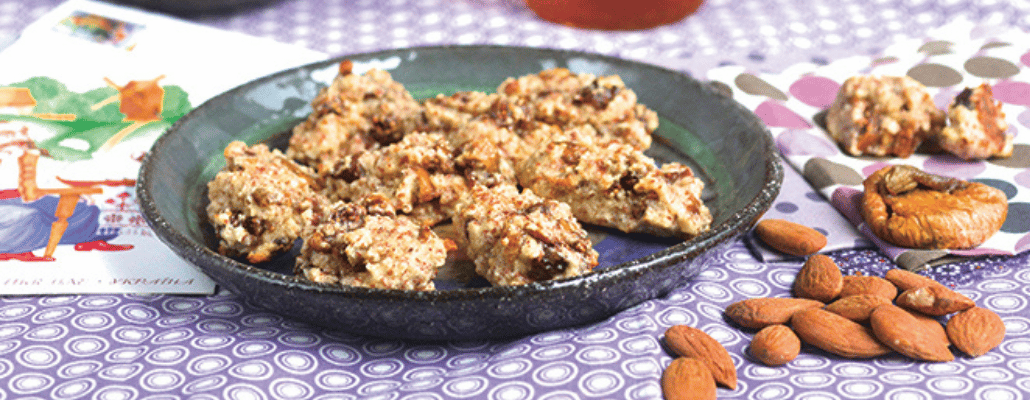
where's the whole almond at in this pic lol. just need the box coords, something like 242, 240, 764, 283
664, 325, 737, 389
725, 297, 825, 329
749, 324, 801, 366
791, 308, 892, 358
947, 307, 1006, 357
793, 254, 843, 302
884, 268, 945, 292
839, 275, 898, 301
895, 285, 975, 316
754, 219, 827, 257
824, 294, 893, 322
911, 311, 951, 351
870, 304, 954, 362
662, 357, 716, 400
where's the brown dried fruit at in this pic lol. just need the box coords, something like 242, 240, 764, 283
947, 307, 1006, 357
725, 297, 825, 329
791, 308, 893, 358
749, 324, 801, 366
793, 254, 843, 302
754, 219, 827, 257
884, 268, 945, 292
663, 325, 737, 389
895, 285, 975, 316
870, 304, 954, 362
839, 275, 898, 301
861, 165, 1008, 250
662, 357, 716, 400
824, 294, 893, 322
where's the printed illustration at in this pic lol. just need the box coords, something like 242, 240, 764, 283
54, 11, 142, 48
0, 76, 191, 261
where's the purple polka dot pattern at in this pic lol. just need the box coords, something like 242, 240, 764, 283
993, 80, 1030, 106
1017, 233, 1030, 253
907, 63, 964, 87
774, 202, 799, 213
777, 129, 840, 158
709, 19, 1030, 270
756, 100, 812, 128
789, 76, 840, 108
965, 56, 1021, 79
1016, 169, 1030, 188
1018, 109, 1030, 129
922, 157, 988, 179
861, 161, 894, 177
1001, 203, 1030, 233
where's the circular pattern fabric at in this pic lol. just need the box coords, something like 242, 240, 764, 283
0, 247, 1028, 399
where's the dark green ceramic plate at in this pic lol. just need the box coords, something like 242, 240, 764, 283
138, 45, 782, 340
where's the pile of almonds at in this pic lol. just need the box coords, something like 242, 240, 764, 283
661, 325, 737, 400
659, 219, 1008, 400
739, 219, 1006, 364
729, 255, 1005, 364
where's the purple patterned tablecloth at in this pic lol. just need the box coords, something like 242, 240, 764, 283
2, 1, 1030, 399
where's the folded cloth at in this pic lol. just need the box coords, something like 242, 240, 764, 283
708, 19, 1030, 271
745, 155, 873, 263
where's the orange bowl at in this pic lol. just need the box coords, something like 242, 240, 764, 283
526, 0, 704, 30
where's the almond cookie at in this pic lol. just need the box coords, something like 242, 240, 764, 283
453, 184, 598, 286
825, 75, 945, 157
295, 198, 450, 291
498, 67, 658, 151
517, 131, 711, 239
206, 141, 326, 263
934, 83, 1012, 160
321, 132, 468, 227
287, 62, 425, 173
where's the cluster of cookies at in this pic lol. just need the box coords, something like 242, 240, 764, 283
206, 63, 713, 290
826, 75, 1011, 160
824, 75, 1010, 250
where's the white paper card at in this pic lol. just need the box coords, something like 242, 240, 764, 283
0, 0, 327, 294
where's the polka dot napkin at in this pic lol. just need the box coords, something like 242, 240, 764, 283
708, 19, 1030, 271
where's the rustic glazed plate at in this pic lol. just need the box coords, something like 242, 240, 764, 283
138, 45, 782, 340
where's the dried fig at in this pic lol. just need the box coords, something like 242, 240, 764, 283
861, 165, 1007, 249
